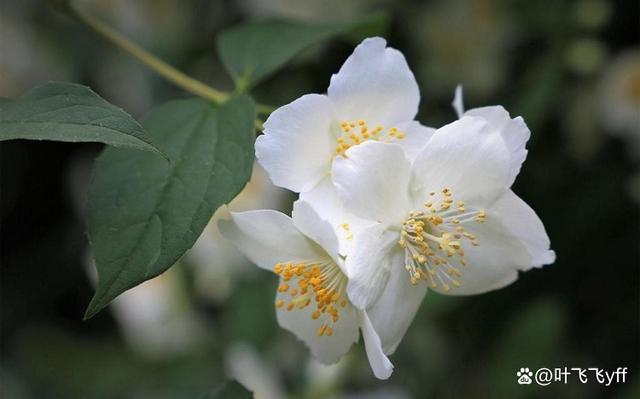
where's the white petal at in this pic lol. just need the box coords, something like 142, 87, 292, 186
490, 190, 556, 267
300, 179, 374, 257
465, 106, 510, 131
358, 311, 394, 380
465, 106, 531, 186
332, 141, 413, 224
346, 224, 400, 310
429, 190, 554, 296
328, 37, 420, 126
276, 284, 359, 365
256, 94, 334, 193
394, 121, 436, 162
367, 250, 427, 354
218, 209, 320, 271
452, 84, 465, 118
291, 200, 340, 265
411, 116, 511, 208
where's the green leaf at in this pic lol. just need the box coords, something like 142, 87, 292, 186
0, 82, 166, 157
201, 380, 252, 399
216, 12, 388, 89
84, 96, 256, 318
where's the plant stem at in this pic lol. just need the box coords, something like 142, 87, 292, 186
66, 4, 230, 104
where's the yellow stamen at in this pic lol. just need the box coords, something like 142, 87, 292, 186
398, 187, 485, 291
273, 258, 348, 338
334, 119, 406, 156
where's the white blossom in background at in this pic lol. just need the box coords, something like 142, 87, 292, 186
256, 37, 434, 195
225, 342, 285, 399
331, 104, 555, 353
598, 49, 640, 155
304, 356, 349, 396
219, 200, 393, 379
84, 250, 206, 358
408, 0, 515, 98
596, 49, 640, 211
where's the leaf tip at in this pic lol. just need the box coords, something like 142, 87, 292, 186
83, 295, 106, 320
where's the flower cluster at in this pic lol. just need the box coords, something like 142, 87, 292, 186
220, 37, 555, 379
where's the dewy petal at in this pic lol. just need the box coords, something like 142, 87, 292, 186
300, 178, 374, 257
465, 106, 531, 187
346, 224, 400, 310
291, 200, 341, 266
358, 310, 394, 380
276, 282, 360, 365
411, 116, 512, 208
489, 190, 556, 267
218, 209, 320, 271
393, 121, 436, 162
332, 141, 413, 224
327, 37, 420, 126
367, 250, 427, 354
256, 94, 334, 193
429, 191, 553, 296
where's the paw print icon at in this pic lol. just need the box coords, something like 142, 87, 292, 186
517, 368, 533, 385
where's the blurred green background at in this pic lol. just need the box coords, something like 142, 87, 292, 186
1, 0, 638, 398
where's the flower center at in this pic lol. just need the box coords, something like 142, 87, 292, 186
273, 257, 348, 337
398, 188, 486, 291
334, 119, 405, 157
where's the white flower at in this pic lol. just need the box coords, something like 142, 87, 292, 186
331, 103, 555, 352
219, 200, 393, 379
255, 37, 434, 194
